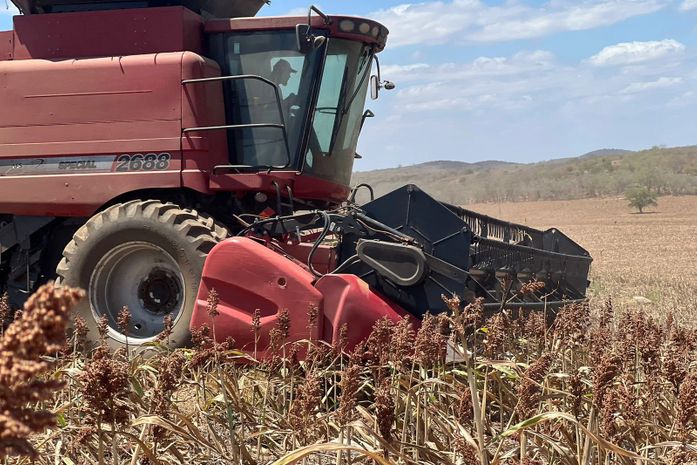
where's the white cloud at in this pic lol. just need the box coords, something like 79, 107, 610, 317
383, 50, 555, 83
386, 49, 578, 112
620, 76, 683, 93
381, 63, 431, 80
381, 41, 697, 117
588, 39, 685, 66
372, 0, 668, 47
678, 0, 697, 11
280, 7, 309, 17
469, 1, 666, 42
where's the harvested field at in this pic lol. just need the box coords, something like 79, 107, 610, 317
467, 196, 697, 325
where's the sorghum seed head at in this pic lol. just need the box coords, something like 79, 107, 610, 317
206, 288, 220, 319
97, 314, 108, 341
276, 308, 290, 340
252, 308, 261, 334
374, 378, 395, 441
117, 306, 131, 335
156, 314, 174, 343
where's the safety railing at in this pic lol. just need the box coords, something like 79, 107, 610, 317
181, 74, 293, 171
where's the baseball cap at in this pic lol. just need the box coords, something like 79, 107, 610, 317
275, 59, 297, 74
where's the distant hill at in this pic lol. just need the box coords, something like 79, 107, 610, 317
352, 145, 697, 204
414, 160, 520, 170
359, 159, 519, 174
578, 148, 635, 159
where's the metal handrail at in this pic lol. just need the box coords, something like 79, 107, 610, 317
183, 123, 285, 133
181, 74, 293, 170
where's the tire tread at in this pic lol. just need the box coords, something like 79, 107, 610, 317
56, 200, 224, 351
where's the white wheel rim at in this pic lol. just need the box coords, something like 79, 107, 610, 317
89, 241, 185, 342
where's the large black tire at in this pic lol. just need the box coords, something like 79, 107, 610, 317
57, 200, 223, 351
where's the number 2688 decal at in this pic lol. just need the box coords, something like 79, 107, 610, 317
115, 153, 171, 172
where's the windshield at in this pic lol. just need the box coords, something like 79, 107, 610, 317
208, 31, 373, 186
304, 40, 372, 186
209, 30, 324, 168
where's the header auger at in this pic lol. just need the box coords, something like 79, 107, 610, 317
0, 0, 591, 352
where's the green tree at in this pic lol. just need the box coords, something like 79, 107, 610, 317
625, 185, 658, 213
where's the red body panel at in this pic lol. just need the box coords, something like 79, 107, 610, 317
0, 170, 181, 217
11, 6, 202, 60
191, 237, 324, 358
191, 237, 410, 357
209, 172, 352, 204
314, 274, 413, 349
0, 50, 224, 216
1, 53, 183, 152
0, 7, 226, 217
0, 31, 12, 60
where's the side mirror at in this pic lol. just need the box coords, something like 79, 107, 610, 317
370, 75, 380, 100
370, 75, 396, 100
297, 5, 331, 53
296, 25, 312, 53
296, 25, 327, 53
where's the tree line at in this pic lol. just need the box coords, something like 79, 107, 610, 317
354, 146, 697, 205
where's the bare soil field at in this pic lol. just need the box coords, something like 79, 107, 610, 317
468, 195, 697, 325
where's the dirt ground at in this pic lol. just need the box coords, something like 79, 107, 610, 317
467, 196, 697, 325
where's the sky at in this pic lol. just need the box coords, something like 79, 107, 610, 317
3, 0, 697, 169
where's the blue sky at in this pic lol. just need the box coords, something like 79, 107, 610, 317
3, 1, 697, 169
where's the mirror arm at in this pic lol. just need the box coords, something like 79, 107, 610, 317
374, 54, 382, 83
369, 55, 396, 99
308, 5, 332, 26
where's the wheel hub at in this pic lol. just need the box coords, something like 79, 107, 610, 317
137, 268, 181, 314
89, 242, 185, 342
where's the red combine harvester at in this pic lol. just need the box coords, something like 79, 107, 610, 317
0, 0, 592, 353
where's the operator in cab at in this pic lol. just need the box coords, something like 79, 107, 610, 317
269, 58, 299, 114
